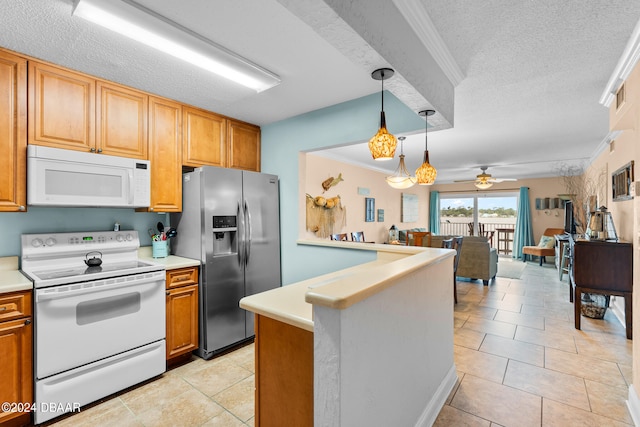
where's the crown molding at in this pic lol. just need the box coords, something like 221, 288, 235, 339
599, 18, 640, 107
392, 0, 465, 86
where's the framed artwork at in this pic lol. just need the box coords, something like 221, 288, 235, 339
365, 197, 375, 222
401, 193, 419, 222
377, 209, 384, 222
612, 161, 634, 201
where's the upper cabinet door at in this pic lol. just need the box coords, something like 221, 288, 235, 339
227, 119, 260, 172
145, 96, 182, 212
96, 81, 148, 159
182, 106, 226, 167
28, 61, 95, 152
0, 51, 26, 212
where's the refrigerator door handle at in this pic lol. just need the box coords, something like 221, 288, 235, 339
237, 201, 244, 266
244, 199, 252, 266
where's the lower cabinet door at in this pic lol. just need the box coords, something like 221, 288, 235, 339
166, 284, 199, 359
0, 317, 32, 424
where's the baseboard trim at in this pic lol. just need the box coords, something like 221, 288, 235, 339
415, 364, 458, 427
627, 384, 640, 425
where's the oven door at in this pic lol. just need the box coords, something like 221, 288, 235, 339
35, 270, 165, 379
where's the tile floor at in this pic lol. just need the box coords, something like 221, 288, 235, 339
42, 258, 633, 426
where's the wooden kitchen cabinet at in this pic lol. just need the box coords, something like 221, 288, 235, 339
28, 61, 95, 152
28, 61, 148, 159
0, 290, 33, 426
254, 314, 313, 427
139, 96, 182, 212
166, 267, 199, 362
0, 50, 27, 212
96, 81, 148, 159
182, 106, 226, 167
228, 119, 261, 171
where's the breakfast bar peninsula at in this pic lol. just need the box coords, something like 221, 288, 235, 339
240, 240, 457, 427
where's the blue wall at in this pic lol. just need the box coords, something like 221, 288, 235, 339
1, 207, 167, 257
261, 92, 426, 285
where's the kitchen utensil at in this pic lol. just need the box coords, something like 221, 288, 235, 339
84, 251, 103, 267
157, 222, 164, 234
166, 228, 177, 238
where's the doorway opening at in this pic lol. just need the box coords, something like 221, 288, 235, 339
439, 192, 518, 254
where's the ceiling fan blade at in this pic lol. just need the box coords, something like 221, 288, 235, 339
490, 178, 518, 182
453, 179, 479, 183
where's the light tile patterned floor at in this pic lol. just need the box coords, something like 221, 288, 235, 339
44, 258, 633, 426
438, 258, 633, 427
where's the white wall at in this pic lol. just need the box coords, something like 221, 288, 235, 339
313, 254, 457, 426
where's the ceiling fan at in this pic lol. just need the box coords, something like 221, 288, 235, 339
454, 166, 517, 189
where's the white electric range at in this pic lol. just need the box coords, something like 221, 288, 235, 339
21, 230, 166, 424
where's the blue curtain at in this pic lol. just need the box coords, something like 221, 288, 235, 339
513, 187, 534, 259
429, 191, 440, 234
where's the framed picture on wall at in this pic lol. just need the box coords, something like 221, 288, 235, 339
365, 198, 375, 222
401, 193, 418, 222
377, 209, 384, 222
612, 161, 634, 202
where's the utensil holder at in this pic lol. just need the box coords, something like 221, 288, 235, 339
152, 240, 168, 258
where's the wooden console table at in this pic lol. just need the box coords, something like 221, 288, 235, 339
569, 236, 633, 339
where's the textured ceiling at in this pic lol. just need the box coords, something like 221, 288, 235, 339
1, 0, 639, 183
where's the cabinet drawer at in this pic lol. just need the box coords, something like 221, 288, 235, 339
166, 267, 198, 289
0, 290, 32, 321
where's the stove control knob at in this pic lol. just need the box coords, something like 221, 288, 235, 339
126, 234, 133, 241
31, 238, 43, 248
45, 238, 57, 247
116, 234, 124, 242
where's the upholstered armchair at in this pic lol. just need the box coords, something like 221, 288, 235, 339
429, 235, 497, 285
522, 228, 565, 265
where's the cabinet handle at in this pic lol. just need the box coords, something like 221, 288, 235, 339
166, 291, 170, 295
0, 306, 6, 311
97, 148, 103, 153
24, 319, 31, 325
18, 206, 25, 211
90, 147, 96, 152
149, 208, 154, 211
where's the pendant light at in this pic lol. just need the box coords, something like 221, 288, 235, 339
386, 137, 416, 189
368, 68, 397, 160
415, 109, 437, 185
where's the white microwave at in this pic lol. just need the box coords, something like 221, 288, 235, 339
27, 145, 151, 208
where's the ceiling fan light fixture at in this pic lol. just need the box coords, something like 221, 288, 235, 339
368, 68, 397, 161
474, 180, 493, 190
72, 0, 280, 92
386, 136, 416, 189
415, 109, 437, 185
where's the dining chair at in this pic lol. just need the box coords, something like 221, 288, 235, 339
405, 231, 432, 247
330, 233, 348, 241
350, 231, 365, 242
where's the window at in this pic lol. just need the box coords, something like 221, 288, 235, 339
439, 192, 518, 248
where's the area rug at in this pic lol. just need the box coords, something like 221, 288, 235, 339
496, 259, 527, 279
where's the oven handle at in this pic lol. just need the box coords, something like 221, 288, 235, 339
35, 272, 165, 302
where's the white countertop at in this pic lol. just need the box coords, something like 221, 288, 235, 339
138, 247, 201, 270
0, 256, 33, 294
240, 240, 454, 332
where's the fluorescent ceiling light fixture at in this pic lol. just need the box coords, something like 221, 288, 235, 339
72, 0, 280, 92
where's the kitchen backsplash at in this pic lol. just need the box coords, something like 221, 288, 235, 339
1, 207, 168, 259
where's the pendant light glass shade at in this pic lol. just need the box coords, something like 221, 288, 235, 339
369, 68, 397, 160
386, 137, 416, 189
416, 109, 437, 185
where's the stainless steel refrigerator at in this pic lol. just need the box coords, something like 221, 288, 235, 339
170, 166, 281, 359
